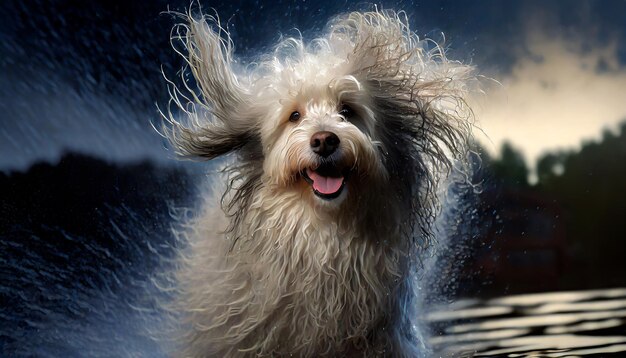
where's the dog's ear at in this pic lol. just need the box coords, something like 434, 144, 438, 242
333, 11, 474, 164
163, 13, 255, 160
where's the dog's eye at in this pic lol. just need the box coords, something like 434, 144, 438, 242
288, 111, 301, 122
338, 104, 355, 119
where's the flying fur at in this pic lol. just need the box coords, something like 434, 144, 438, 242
162, 8, 474, 357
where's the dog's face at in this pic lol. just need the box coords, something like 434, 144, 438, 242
258, 71, 386, 206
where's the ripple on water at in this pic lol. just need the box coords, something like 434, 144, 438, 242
428, 288, 626, 357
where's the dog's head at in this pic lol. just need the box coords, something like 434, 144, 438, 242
165, 10, 473, 215
256, 64, 385, 206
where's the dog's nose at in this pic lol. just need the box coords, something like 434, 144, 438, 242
310, 131, 340, 157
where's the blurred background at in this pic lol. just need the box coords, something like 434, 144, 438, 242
1, 0, 624, 356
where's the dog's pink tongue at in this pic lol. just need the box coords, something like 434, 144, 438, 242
306, 169, 344, 194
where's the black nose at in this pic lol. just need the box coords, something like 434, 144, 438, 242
310, 131, 340, 157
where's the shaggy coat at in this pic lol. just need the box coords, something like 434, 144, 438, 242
164, 9, 473, 357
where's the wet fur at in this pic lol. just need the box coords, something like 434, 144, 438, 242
163, 9, 473, 357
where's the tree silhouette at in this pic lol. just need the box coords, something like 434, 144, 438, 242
535, 122, 626, 287
490, 142, 529, 188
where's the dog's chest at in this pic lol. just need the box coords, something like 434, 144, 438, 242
222, 196, 406, 351
239, 221, 398, 336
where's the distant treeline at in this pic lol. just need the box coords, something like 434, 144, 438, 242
480, 121, 626, 291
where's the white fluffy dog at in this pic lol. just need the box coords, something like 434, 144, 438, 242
164, 9, 473, 357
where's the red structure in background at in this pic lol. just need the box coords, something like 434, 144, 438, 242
478, 189, 569, 294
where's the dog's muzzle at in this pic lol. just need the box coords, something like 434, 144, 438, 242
302, 131, 349, 200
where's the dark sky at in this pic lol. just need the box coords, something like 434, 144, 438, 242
1, 0, 625, 171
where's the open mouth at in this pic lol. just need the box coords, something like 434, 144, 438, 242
302, 163, 348, 200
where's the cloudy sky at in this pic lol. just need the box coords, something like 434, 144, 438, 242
1, 0, 625, 172
469, 3, 626, 174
